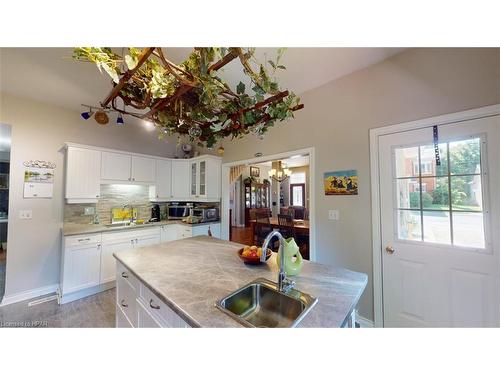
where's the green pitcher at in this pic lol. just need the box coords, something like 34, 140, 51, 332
276, 237, 303, 276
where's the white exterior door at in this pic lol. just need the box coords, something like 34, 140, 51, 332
379, 116, 499, 327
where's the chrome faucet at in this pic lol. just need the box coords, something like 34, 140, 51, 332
261, 229, 296, 293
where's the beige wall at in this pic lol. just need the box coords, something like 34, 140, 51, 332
0, 92, 179, 300
221, 48, 500, 320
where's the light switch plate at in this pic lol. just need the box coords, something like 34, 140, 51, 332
19, 210, 33, 219
84, 207, 95, 215
328, 209, 339, 221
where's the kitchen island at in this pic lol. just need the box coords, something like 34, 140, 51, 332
113, 236, 368, 328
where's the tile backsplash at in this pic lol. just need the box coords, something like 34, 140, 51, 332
64, 184, 159, 225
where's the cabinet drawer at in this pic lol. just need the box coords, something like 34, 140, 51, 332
117, 261, 139, 291
117, 273, 138, 327
64, 233, 101, 247
139, 284, 189, 327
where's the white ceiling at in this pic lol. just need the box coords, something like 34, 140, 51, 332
0, 48, 405, 116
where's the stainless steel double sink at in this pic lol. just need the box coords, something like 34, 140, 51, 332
215, 278, 318, 328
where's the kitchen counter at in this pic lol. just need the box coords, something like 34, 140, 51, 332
62, 220, 220, 236
114, 236, 368, 328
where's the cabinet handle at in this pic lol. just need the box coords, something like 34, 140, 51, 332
131, 239, 134, 244
121, 271, 129, 279
96, 195, 100, 198
149, 299, 160, 310
135, 238, 138, 243
120, 299, 128, 308
78, 238, 91, 242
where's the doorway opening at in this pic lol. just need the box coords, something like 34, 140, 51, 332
0, 123, 11, 303
223, 148, 314, 261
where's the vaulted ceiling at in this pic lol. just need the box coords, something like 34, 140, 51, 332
0, 48, 405, 115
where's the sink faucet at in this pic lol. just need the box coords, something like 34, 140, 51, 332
261, 229, 296, 293
122, 204, 135, 224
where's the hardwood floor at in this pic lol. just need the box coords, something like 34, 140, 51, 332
0, 289, 115, 328
231, 226, 254, 245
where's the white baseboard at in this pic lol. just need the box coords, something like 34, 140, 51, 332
0, 283, 59, 306
356, 314, 375, 328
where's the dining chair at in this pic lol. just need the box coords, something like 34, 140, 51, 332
277, 213, 296, 240
254, 211, 273, 246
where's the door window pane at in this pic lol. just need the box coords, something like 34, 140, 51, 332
450, 175, 482, 211
420, 143, 448, 176
423, 211, 451, 245
421, 176, 449, 210
397, 178, 420, 209
395, 147, 419, 178
393, 137, 486, 250
397, 210, 422, 241
452, 212, 485, 248
449, 138, 481, 175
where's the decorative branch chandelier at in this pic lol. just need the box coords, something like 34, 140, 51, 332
73, 47, 304, 148
268, 161, 292, 183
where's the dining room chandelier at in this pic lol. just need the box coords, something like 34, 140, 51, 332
268, 161, 292, 183
73, 47, 304, 148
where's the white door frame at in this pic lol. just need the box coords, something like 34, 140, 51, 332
221, 147, 317, 261
370, 103, 500, 327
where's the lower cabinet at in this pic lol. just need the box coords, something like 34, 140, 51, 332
61, 223, 221, 304
116, 260, 191, 328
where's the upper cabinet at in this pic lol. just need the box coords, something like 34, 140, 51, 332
101, 152, 156, 183
131, 156, 156, 183
171, 160, 191, 200
65, 146, 101, 203
190, 156, 221, 200
65, 143, 221, 203
152, 159, 172, 200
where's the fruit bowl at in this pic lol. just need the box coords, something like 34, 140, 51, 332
238, 247, 272, 265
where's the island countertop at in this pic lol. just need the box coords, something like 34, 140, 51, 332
113, 236, 368, 328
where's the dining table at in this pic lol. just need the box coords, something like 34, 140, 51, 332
250, 218, 310, 236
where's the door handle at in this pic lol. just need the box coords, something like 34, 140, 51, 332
385, 245, 395, 254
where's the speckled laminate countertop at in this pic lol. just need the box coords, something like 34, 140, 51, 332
113, 236, 368, 328
62, 220, 220, 236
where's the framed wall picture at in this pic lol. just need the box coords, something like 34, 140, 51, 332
250, 166, 260, 178
324, 169, 358, 195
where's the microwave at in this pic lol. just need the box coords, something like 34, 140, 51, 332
190, 208, 219, 223
167, 203, 193, 220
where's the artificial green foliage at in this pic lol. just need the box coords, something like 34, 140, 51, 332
73, 47, 301, 147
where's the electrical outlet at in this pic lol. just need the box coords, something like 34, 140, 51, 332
84, 207, 95, 215
19, 210, 33, 219
328, 209, 339, 221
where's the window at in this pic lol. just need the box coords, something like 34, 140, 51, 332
394, 137, 486, 249
290, 172, 306, 184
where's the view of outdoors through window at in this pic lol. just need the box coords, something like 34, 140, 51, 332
394, 137, 485, 248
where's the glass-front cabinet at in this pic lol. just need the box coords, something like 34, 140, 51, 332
244, 182, 270, 226
190, 160, 207, 198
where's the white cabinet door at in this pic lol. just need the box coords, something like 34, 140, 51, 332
205, 157, 221, 199
192, 223, 220, 238
155, 159, 172, 199
171, 160, 190, 199
101, 152, 131, 181
100, 238, 134, 284
160, 225, 178, 243
131, 156, 156, 183
62, 243, 102, 294
66, 147, 101, 202
137, 299, 163, 328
